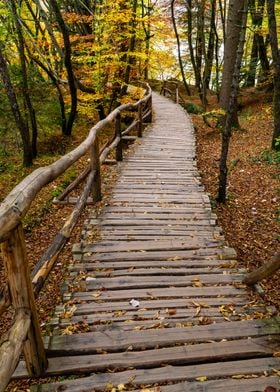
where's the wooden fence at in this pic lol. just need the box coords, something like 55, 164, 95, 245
0, 83, 152, 391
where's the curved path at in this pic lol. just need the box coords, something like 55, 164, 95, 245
22, 93, 279, 390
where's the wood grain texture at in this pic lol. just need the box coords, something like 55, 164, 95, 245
19, 92, 280, 390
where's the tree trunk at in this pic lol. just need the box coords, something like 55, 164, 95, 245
245, 0, 266, 87
204, 0, 216, 91
243, 252, 280, 285
171, 0, 191, 96
10, 0, 38, 159
217, 0, 248, 203
186, 0, 202, 93
219, 0, 246, 126
0, 44, 33, 166
266, 0, 280, 149
49, 0, 77, 136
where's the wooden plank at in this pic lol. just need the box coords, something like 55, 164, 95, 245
15, 336, 279, 378
55, 305, 264, 326
89, 240, 220, 253
60, 297, 250, 312
45, 318, 280, 355
63, 285, 246, 301
69, 259, 236, 270
30, 357, 280, 391
72, 248, 236, 262
68, 266, 240, 276
73, 274, 242, 291
156, 377, 280, 392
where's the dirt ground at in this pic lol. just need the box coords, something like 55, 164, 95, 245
191, 87, 280, 310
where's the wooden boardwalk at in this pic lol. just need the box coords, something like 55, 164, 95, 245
18, 93, 280, 391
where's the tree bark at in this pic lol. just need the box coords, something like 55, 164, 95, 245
217, 0, 248, 203
243, 252, 280, 285
219, 0, 245, 126
0, 44, 33, 166
266, 0, 280, 149
204, 0, 216, 91
10, 0, 38, 159
49, 0, 77, 136
245, 0, 266, 87
0, 309, 31, 391
171, 0, 191, 96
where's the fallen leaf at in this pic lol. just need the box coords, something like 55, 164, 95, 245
196, 376, 207, 381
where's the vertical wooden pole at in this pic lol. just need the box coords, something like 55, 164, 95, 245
148, 95, 153, 122
1, 224, 47, 376
90, 136, 102, 202
137, 102, 143, 137
175, 84, 179, 104
115, 112, 123, 161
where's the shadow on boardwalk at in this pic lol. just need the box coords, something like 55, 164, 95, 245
16, 93, 280, 391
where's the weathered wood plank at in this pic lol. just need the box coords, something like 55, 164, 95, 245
15, 336, 279, 378
45, 318, 280, 355
154, 377, 280, 392
72, 248, 237, 262
71, 274, 242, 291
69, 258, 237, 270
30, 357, 280, 391
88, 240, 220, 253
63, 285, 246, 302
62, 296, 249, 310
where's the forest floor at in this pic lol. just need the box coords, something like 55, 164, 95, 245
1, 83, 279, 391
189, 85, 280, 310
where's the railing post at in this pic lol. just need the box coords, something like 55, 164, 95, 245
1, 224, 47, 376
148, 95, 153, 123
175, 83, 179, 104
90, 136, 102, 202
115, 112, 123, 161
137, 102, 143, 137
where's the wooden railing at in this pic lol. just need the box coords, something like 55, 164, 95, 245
160, 80, 179, 104
0, 83, 152, 390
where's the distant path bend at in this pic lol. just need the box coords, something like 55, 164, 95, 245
20, 92, 280, 391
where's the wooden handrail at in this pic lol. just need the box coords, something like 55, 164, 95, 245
0, 309, 31, 392
160, 80, 185, 105
0, 82, 152, 384
0, 84, 152, 243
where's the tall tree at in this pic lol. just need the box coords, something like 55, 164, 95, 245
219, 0, 246, 126
267, 0, 280, 149
9, 0, 38, 158
48, 0, 77, 136
245, 0, 268, 87
217, 0, 248, 203
171, 0, 191, 96
0, 44, 33, 166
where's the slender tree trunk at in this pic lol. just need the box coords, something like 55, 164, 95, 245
218, 0, 226, 45
122, 0, 138, 93
186, 0, 201, 92
0, 44, 33, 166
204, 0, 216, 90
267, 0, 280, 149
245, 0, 265, 87
171, 0, 191, 96
219, 0, 246, 126
217, 0, 248, 203
142, 0, 152, 80
29, 54, 67, 134
10, 0, 38, 158
49, 0, 77, 136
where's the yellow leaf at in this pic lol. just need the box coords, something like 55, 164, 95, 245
232, 374, 245, 379
117, 384, 125, 391
196, 376, 207, 382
